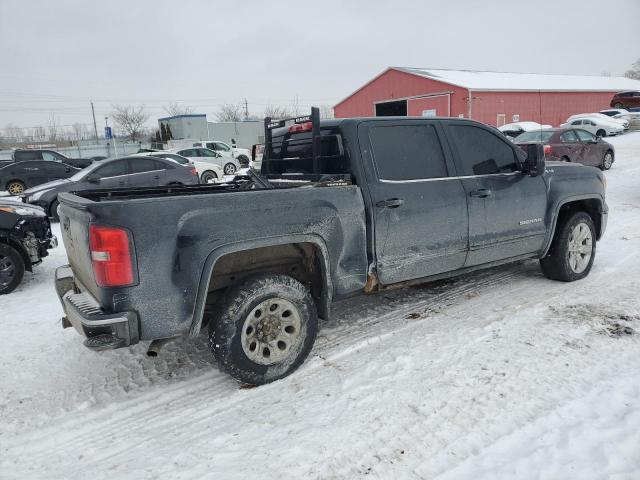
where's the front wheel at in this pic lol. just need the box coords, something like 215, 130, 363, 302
614, 102, 623, 108
601, 151, 613, 170
200, 170, 218, 183
0, 243, 25, 295
223, 163, 237, 175
540, 211, 596, 282
209, 273, 318, 385
596, 129, 606, 138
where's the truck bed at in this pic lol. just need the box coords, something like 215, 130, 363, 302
57, 176, 368, 342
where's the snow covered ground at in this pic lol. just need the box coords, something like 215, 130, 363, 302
2, 134, 640, 479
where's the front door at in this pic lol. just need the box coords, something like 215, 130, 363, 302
445, 122, 548, 266
358, 120, 469, 285
90, 159, 129, 188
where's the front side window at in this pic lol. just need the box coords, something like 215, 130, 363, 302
448, 125, 519, 176
198, 148, 217, 157
369, 124, 448, 181
575, 129, 595, 142
571, 120, 582, 126
215, 142, 231, 152
42, 151, 62, 162
560, 131, 579, 143
93, 160, 127, 178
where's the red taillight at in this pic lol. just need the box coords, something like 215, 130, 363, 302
543, 144, 553, 156
89, 225, 134, 287
289, 121, 312, 133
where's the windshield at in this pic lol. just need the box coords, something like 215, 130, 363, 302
514, 130, 555, 143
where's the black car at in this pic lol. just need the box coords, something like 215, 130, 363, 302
24, 155, 200, 219
1, 160, 80, 195
0, 197, 56, 294
11, 149, 93, 169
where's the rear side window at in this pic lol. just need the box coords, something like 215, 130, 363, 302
158, 153, 188, 165
449, 125, 518, 176
369, 124, 447, 181
130, 158, 160, 173
14, 150, 41, 161
178, 149, 197, 157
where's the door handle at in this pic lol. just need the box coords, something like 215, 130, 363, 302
469, 189, 492, 198
118, 181, 125, 186
376, 198, 404, 208
153, 175, 159, 179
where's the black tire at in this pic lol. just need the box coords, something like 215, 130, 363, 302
540, 211, 596, 282
561, 156, 570, 162
209, 273, 318, 385
596, 129, 606, 138
237, 155, 249, 167
600, 150, 614, 171
50, 199, 60, 221
0, 243, 26, 295
6, 180, 26, 196
223, 163, 237, 175
614, 102, 623, 108
200, 170, 218, 183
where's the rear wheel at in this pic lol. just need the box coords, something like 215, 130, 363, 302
614, 102, 623, 108
209, 273, 318, 385
596, 129, 606, 138
540, 211, 596, 282
6, 181, 25, 196
237, 155, 249, 167
200, 170, 218, 183
601, 150, 614, 170
561, 156, 570, 162
0, 243, 25, 295
223, 163, 237, 175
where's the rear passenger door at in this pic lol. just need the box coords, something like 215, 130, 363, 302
358, 120, 469, 285
445, 123, 547, 266
127, 158, 164, 186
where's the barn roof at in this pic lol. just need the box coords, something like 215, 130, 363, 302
393, 67, 640, 92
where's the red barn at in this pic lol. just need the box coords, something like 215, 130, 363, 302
334, 67, 640, 127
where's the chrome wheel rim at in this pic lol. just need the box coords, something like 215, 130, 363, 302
567, 222, 593, 274
604, 153, 613, 169
8, 182, 24, 195
0, 254, 15, 289
241, 297, 302, 365
224, 163, 237, 175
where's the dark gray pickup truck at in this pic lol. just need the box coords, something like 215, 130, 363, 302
55, 109, 608, 385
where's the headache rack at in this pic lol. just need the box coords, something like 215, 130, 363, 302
262, 107, 346, 176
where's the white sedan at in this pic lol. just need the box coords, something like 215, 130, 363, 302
191, 141, 251, 167
565, 113, 628, 131
160, 149, 224, 183
561, 116, 624, 137
172, 147, 240, 177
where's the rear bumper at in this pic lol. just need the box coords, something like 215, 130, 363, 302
55, 265, 138, 351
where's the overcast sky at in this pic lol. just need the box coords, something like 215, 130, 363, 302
1, 0, 639, 133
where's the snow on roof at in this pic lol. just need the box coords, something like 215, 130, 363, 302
393, 67, 640, 92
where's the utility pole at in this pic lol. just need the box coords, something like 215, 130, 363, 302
244, 98, 249, 121
91, 101, 99, 141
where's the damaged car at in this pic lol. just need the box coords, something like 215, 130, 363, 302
0, 197, 57, 294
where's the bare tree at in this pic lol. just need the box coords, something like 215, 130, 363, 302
263, 105, 291, 120
290, 95, 302, 116
163, 102, 194, 116
216, 103, 244, 122
48, 113, 59, 141
4, 123, 23, 141
624, 58, 640, 80
111, 105, 149, 141
33, 125, 47, 141
72, 123, 87, 141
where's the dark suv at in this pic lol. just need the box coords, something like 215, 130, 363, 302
610, 91, 640, 109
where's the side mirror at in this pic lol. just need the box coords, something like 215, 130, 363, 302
524, 143, 545, 177
86, 174, 100, 183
